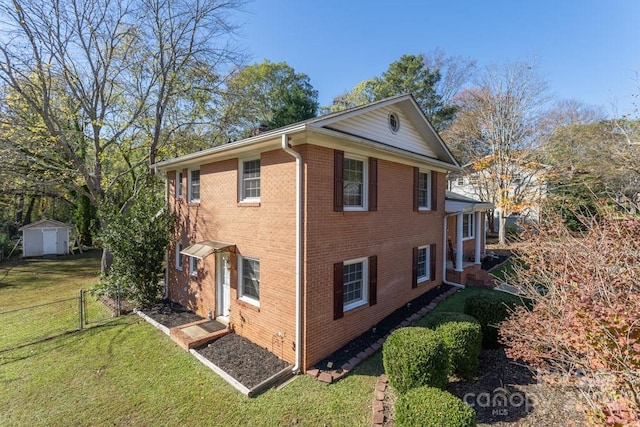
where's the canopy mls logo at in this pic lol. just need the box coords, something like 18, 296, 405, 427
463, 387, 538, 417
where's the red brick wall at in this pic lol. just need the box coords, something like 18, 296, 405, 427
167, 147, 298, 364
300, 143, 444, 369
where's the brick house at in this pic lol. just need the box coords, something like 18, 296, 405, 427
154, 94, 491, 372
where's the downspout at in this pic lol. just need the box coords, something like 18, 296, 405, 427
442, 211, 466, 289
281, 134, 303, 373
162, 168, 170, 299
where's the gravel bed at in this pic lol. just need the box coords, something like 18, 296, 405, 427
140, 301, 203, 328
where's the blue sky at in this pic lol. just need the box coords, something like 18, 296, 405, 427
235, 0, 640, 117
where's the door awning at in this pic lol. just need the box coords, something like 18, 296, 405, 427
180, 240, 236, 259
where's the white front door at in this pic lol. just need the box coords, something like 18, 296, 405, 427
217, 252, 231, 319
42, 229, 57, 254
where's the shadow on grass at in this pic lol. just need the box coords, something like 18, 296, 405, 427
0, 317, 133, 366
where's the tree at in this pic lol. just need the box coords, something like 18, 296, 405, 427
500, 211, 640, 426
219, 60, 318, 139
99, 179, 175, 306
443, 62, 550, 244
0, 0, 244, 271
325, 52, 474, 130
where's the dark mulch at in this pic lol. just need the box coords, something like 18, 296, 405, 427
383, 348, 585, 427
450, 348, 584, 426
138, 301, 288, 389
196, 334, 289, 389
98, 295, 135, 315
141, 301, 203, 328
482, 253, 509, 270
313, 285, 452, 371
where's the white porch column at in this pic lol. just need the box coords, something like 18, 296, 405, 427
474, 211, 482, 265
456, 213, 464, 272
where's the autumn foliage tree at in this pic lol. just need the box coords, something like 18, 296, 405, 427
500, 211, 640, 425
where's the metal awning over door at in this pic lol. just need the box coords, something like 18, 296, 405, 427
180, 240, 236, 259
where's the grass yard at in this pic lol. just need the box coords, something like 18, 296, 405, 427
0, 252, 379, 426
0, 250, 103, 311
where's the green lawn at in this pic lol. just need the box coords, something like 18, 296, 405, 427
0, 252, 379, 426
414, 287, 502, 328
488, 257, 521, 284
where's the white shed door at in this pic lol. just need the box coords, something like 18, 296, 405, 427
42, 229, 57, 254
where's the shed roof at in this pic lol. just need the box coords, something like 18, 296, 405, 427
19, 219, 72, 231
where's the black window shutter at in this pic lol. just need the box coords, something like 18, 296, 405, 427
334, 150, 344, 212
413, 167, 419, 211
430, 243, 437, 281
368, 255, 377, 306
368, 158, 378, 211
412, 247, 418, 288
431, 171, 438, 211
333, 262, 344, 320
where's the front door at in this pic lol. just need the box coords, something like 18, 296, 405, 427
217, 252, 231, 319
42, 229, 57, 255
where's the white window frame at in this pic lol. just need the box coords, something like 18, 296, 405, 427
418, 169, 432, 211
238, 256, 260, 306
343, 257, 368, 312
239, 157, 261, 202
189, 256, 198, 276
463, 213, 475, 240
416, 245, 430, 284
175, 242, 183, 271
343, 154, 368, 211
456, 177, 464, 186
176, 171, 183, 199
188, 169, 200, 203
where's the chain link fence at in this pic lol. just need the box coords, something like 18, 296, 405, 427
0, 289, 119, 352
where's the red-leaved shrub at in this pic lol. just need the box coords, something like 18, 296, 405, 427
500, 213, 640, 426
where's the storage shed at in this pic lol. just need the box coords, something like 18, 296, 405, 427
19, 219, 72, 257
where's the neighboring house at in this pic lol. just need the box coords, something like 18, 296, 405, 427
448, 156, 549, 231
154, 94, 492, 372
19, 219, 72, 257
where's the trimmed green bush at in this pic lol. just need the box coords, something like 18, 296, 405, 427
434, 321, 482, 379
422, 311, 479, 329
396, 386, 476, 427
382, 327, 450, 394
463, 292, 526, 348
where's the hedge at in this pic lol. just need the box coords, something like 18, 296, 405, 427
434, 320, 482, 379
463, 291, 527, 348
382, 327, 450, 393
395, 386, 476, 427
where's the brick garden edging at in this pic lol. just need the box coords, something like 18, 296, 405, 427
306, 286, 460, 385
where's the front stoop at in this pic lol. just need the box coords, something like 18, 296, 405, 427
169, 319, 232, 350
466, 269, 495, 288
306, 287, 460, 384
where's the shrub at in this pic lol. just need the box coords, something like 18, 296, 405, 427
395, 386, 476, 427
434, 321, 482, 379
422, 311, 479, 329
382, 327, 449, 394
464, 292, 525, 348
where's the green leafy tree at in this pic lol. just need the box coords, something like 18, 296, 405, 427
220, 60, 318, 138
326, 52, 474, 130
99, 181, 175, 306
0, 0, 244, 273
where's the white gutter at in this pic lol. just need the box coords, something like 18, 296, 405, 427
442, 211, 468, 289
163, 170, 170, 299
281, 134, 303, 373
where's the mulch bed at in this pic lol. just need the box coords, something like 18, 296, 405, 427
196, 334, 289, 389
140, 301, 203, 328
139, 301, 289, 389
313, 285, 451, 371
383, 348, 585, 426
